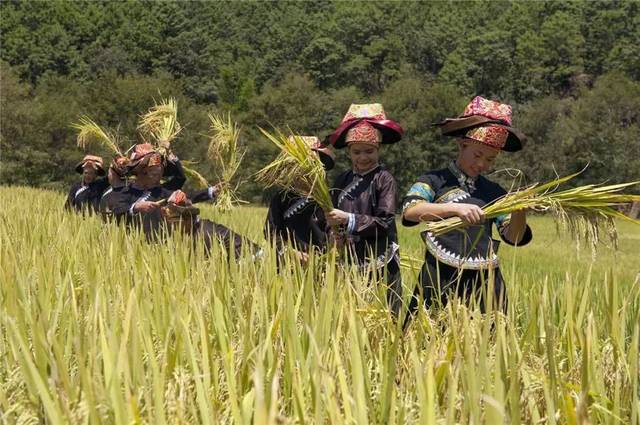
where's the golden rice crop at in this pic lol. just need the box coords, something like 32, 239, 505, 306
72, 116, 123, 155
207, 113, 246, 211
1, 186, 638, 424
424, 171, 640, 250
256, 128, 333, 212
137, 97, 182, 155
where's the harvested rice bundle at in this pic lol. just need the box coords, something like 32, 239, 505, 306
256, 128, 333, 212
180, 160, 210, 189
137, 98, 206, 188
207, 113, 246, 211
424, 171, 640, 249
137, 97, 181, 155
72, 116, 123, 155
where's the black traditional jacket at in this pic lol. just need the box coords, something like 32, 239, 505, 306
402, 162, 532, 270
162, 158, 186, 190
264, 190, 328, 253
331, 165, 400, 268
65, 178, 110, 213
110, 184, 214, 231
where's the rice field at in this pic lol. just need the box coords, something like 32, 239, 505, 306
1, 185, 638, 424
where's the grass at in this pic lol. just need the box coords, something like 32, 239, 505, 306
1, 186, 638, 424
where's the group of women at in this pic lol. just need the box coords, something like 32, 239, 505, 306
66, 97, 532, 320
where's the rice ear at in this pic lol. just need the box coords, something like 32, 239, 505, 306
180, 164, 210, 189
207, 112, 246, 211
71, 116, 122, 155
138, 97, 181, 153
423, 172, 640, 252
256, 128, 333, 212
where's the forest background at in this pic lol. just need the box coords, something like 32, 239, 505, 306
1, 0, 639, 202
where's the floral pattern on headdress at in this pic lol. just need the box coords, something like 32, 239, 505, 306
345, 121, 382, 146
465, 124, 508, 150
462, 96, 512, 125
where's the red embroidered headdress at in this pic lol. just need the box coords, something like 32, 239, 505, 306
128, 143, 164, 173
328, 103, 403, 149
436, 96, 525, 152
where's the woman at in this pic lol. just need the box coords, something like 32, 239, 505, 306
264, 135, 334, 265
402, 96, 532, 316
325, 103, 404, 315
65, 155, 110, 213
110, 143, 218, 234
110, 143, 259, 258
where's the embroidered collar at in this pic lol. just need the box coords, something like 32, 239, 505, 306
448, 161, 477, 193
284, 197, 311, 219
352, 164, 380, 178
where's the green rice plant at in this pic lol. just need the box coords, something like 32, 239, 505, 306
424, 171, 640, 249
137, 97, 181, 155
256, 128, 333, 212
71, 116, 123, 155
207, 113, 246, 211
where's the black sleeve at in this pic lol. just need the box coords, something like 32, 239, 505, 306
162, 158, 186, 191
264, 192, 288, 251
349, 172, 397, 238
187, 188, 214, 204
65, 182, 80, 210
111, 190, 136, 218
96, 177, 110, 193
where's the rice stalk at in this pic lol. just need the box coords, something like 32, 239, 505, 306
180, 161, 210, 189
207, 113, 246, 211
138, 98, 182, 155
423, 171, 640, 249
256, 128, 333, 212
72, 116, 122, 155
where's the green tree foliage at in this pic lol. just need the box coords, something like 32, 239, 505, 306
1, 1, 638, 198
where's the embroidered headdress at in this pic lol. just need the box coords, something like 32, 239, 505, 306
328, 103, 403, 149
128, 143, 164, 173
75, 154, 106, 176
435, 96, 525, 152
109, 155, 131, 177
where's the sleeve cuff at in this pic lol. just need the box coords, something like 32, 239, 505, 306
346, 213, 356, 234
500, 224, 533, 246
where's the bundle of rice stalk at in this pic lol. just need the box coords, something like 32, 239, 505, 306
207, 113, 246, 211
71, 116, 122, 155
256, 128, 333, 212
137, 97, 181, 155
424, 171, 640, 249
180, 160, 210, 189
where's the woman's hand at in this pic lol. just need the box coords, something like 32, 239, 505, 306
326, 208, 350, 226
453, 203, 485, 225
134, 201, 159, 214
211, 181, 227, 196
294, 250, 309, 265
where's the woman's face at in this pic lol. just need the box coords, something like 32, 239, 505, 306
82, 165, 97, 184
108, 168, 124, 187
135, 164, 163, 188
348, 143, 379, 174
456, 139, 500, 177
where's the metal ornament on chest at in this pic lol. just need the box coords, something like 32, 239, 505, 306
448, 161, 476, 194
